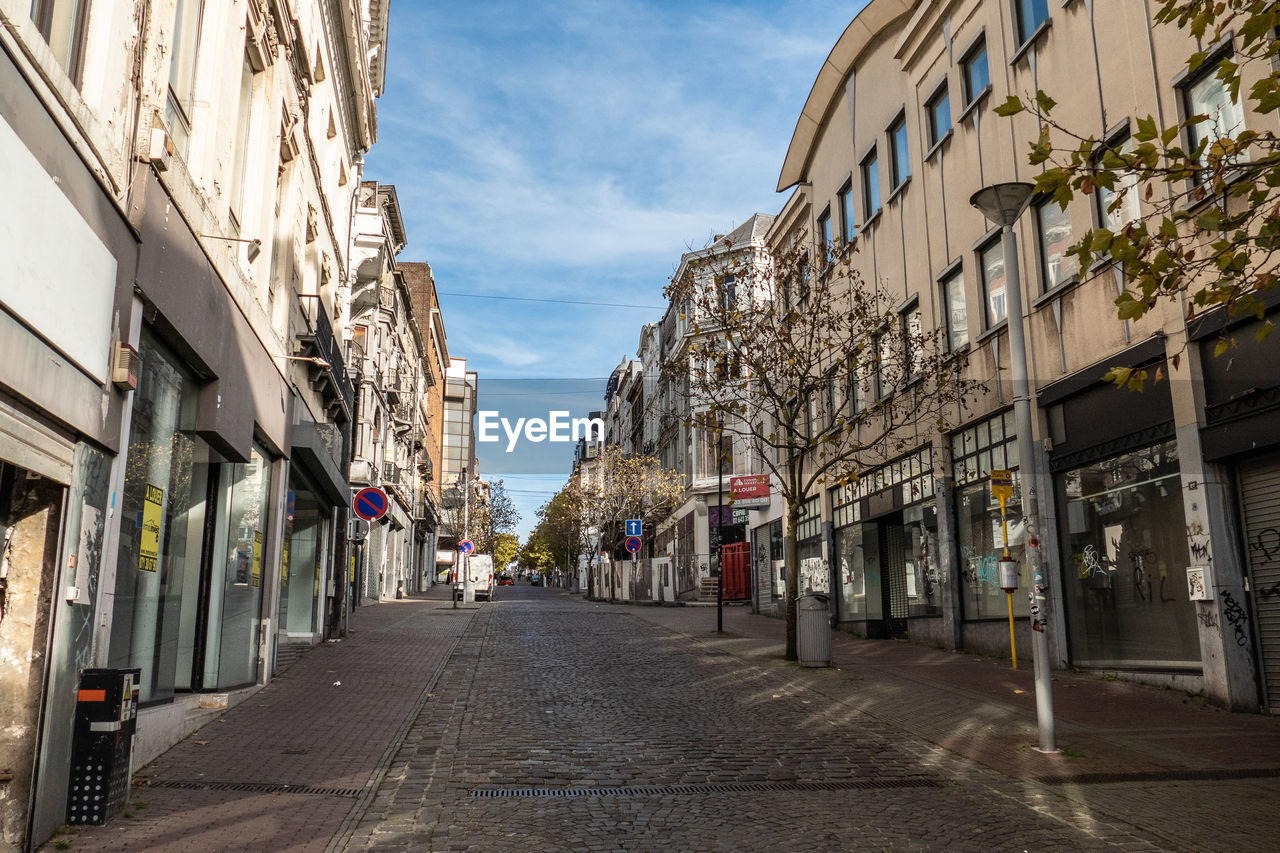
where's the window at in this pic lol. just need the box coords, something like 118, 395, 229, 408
861, 148, 881, 216
926, 85, 951, 148
229, 50, 256, 227
817, 207, 832, 260
167, 0, 206, 154
720, 273, 736, 314
838, 181, 856, 244
962, 39, 989, 106
902, 303, 923, 378
1183, 60, 1246, 181
979, 238, 1007, 327
889, 116, 910, 188
1095, 130, 1141, 230
942, 268, 968, 350
1034, 198, 1078, 291
30, 0, 90, 84
1015, 0, 1050, 44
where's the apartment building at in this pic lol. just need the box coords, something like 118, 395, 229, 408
0, 0, 388, 847
401, 261, 450, 587
771, 0, 1273, 711
435, 358, 478, 577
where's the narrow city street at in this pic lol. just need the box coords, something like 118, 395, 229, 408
48, 587, 1280, 852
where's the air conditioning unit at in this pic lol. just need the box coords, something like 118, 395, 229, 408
111, 342, 141, 391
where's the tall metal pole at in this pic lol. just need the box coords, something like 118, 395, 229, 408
716, 424, 724, 633
462, 466, 474, 604
998, 221, 1057, 753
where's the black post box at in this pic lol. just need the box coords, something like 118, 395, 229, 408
65, 668, 140, 825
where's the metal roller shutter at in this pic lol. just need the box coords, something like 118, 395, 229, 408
1240, 452, 1280, 712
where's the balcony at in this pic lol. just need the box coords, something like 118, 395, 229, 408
392, 401, 414, 432
295, 296, 356, 423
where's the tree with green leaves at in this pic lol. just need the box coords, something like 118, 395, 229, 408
492, 532, 519, 571
995, 0, 1279, 386
666, 239, 983, 660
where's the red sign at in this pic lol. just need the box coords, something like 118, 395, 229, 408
730, 474, 771, 507
353, 487, 389, 521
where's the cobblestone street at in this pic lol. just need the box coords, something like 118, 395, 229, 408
49, 586, 1280, 852
338, 590, 1164, 852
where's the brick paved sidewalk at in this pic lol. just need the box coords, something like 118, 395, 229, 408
612, 595, 1280, 850
42, 587, 475, 853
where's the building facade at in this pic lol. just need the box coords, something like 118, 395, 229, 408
0, 0, 396, 847
770, 0, 1270, 710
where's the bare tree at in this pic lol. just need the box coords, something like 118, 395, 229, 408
567, 445, 684, 599
666, 239, 984, 660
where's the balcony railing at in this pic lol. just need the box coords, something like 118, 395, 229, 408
296, 296, 356, 422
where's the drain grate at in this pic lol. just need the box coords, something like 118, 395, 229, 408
1035, 767, 1280, 786
142, 780, 363, 797
471, 778, 943, 799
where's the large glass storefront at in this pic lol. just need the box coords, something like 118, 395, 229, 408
279, 479, 329, 638
108, 333, 276, 703
1058, 441, 1200, 669
796, 496, 826, 594
951, 411, 1029, 620
831, 449, 939, 629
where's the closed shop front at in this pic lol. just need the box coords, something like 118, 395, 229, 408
1042, 343, 1200, 672
832, 448, 938, 639
106, 332, 278, 703
1239, 452, 1280, 710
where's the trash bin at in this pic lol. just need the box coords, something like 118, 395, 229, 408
797, 594, 831, 667
66, 668, 140, 826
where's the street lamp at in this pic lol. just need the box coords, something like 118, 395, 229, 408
969, 181, 1058, 754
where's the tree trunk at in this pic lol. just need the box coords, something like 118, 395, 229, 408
785, 505, 801, 661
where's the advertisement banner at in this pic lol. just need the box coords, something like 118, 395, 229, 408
730, 474, 771, 508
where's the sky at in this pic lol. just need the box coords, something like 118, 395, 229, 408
366, 0, 869, 538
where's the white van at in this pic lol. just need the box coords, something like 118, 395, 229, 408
454, 554, 495, 601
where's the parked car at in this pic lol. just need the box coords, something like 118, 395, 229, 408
498, 575, 514, 586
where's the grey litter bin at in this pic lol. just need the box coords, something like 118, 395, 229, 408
797, 594, 831, 667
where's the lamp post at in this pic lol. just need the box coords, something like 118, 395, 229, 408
716, 422, 725, 634
969, 182, 1058, 754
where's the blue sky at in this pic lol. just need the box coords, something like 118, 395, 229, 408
366, 0, 868, 538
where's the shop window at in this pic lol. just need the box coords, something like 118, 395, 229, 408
1034, 197, 1078, 291
1058, 441, 1201, 669
942, 267, 968, 351
979, 237, 1007, 327
952, 411, 1026, 620
207, 445, 273, 689
107, 334, 211, 704
279, 482, 328, 636
797, 495, 825, 594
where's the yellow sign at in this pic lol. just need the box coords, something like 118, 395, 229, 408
990, 469, 1013, 504
281, 539, 291, 585
251, 531, 263, 587
139, 484, 163, 572
350, 555, 356, 583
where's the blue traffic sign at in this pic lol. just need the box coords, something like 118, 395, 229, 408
625, 519, 642, 537
353, 487, 388, 521
459, 539, 475, 555
625, 535, 642, 553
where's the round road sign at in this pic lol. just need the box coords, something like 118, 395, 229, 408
625, 535, 642, 553
459, 539, 475, 555
353, 487, 389, 521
